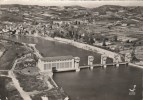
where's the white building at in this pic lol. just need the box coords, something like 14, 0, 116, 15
37, 56, 80, 72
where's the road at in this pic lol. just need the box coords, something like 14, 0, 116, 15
8, 59, 32, 100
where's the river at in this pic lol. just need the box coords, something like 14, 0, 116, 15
0, 35, 142, 100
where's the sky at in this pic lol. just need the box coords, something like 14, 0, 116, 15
0, 0, 143, 8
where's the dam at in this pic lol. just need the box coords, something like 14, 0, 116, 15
0, 35, 142, 100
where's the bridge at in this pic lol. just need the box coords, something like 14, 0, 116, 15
74, 53, 132, 72
79, 62, 128, 69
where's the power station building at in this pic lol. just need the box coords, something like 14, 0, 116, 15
37, 56, 80, 72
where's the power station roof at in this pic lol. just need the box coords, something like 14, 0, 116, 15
40, 55, 74, 62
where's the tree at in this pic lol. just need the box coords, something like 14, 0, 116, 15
102, 38, 106, 46
131, 42, 139, 63
83, 35, 89, 43
131, 50, 139, 63
113, 35, 118, 42
88, 37, 95, 45
32, 20, 38, 25
51, 31, 56, 38
126, 40, 130, 43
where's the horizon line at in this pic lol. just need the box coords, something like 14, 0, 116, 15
1, 1, 143, 8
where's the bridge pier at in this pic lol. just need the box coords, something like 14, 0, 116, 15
125, 62, 129, 66
88, 56, 94, 70
101, 54, 107, 68
116, 63, 119, 67
74, 57, 80, 72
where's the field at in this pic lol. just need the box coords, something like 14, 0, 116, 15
14, 72, 50, 92
0, 77, 23, 100
0, 39, 31, 70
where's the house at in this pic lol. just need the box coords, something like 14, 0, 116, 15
9, 7, 19, 12
118, 36, 138, 43
93, 12, 99, 16
106, 11, 113, 15
121, 23, 127, 27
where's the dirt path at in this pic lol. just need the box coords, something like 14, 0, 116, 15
9, 70, 31, 100
8, 53, 32, 100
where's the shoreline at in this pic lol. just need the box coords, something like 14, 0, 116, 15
28, 35, 120, 59
29, 35, 122, 61
129, 63, 143, 69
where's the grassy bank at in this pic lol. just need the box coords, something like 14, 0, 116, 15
0, 39, 31, 70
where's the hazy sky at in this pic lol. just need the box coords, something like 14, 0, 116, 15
0, 0, 143, 8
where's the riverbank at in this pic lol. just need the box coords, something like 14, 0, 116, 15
129, 63, 143, 69
27, 35, 120, 60
54, 37, 121, 60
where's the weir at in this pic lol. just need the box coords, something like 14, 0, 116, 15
36, 51, 131, 73
79, 53, 130, 70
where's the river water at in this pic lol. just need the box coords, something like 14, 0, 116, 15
0, 35, 142, 100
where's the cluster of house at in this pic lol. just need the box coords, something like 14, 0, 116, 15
1, 22, 50, 36
0, 17, 90, 37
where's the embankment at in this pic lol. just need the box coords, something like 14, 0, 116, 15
54, 37, 122, 61
129, 63, 143, 69
32, 35, 121, 60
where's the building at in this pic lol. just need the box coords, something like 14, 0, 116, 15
118, 36, 138, 42
9, 7, 19, 12
37, 56, 80, 72
106, 11, 114, 16
93, 12, 99, 16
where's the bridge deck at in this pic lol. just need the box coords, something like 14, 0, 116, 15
80, 62, 127, 69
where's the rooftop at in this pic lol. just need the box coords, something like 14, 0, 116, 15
40, 55, 74, 62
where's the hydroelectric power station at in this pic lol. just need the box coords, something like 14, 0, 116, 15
37, 50, 132, 75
